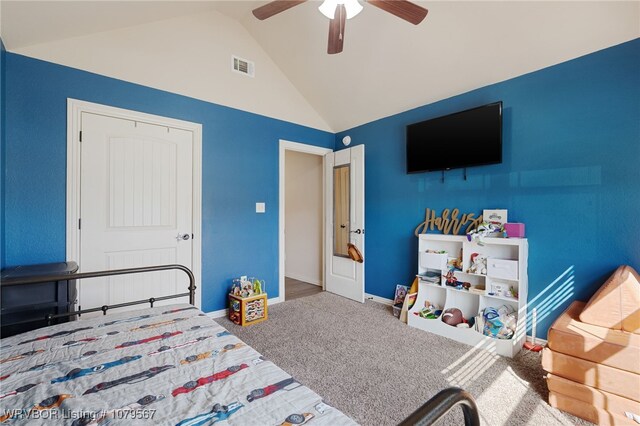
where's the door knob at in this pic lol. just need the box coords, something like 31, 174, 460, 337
350, 229, 363, 234
177, 233, 190, 241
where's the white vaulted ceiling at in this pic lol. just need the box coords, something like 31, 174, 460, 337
1, 1, 219, 49
2, 1, 639, 132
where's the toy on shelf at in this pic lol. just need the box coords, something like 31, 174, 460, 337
447, 249, 463, 271
441, 308, 464, 327
445, 268, 472, 291
415, 300, 442, 319
444, 269, 458, 287
468, 283, 486, 295
476, 305, 517, 339
504, 222, 525, 238
489, 282, 518, 300
440, 307, 476, 328
466, 253, 487, 275
466, 221, 506, 245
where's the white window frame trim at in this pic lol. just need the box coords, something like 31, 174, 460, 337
66, 98, 203, 309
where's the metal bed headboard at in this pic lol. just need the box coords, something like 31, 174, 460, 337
398, 387, 480, 426
1, 264, 196, 326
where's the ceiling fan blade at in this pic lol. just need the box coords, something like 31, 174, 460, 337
252, 0, 307, 20
328, 4, 346, 54
367, 0, 428, 25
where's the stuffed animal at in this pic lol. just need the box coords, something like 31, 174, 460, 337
467, 253, 487, 275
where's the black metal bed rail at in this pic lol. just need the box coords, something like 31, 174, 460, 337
1, 264, 196, 326
398, 387, 480, 426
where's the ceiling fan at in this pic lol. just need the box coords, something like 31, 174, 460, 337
252, 0, 428, 54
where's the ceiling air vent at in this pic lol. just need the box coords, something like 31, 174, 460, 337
232, 55, 255, 77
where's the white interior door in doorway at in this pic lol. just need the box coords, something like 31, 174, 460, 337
324, 145, 365, 303
78, 112, 194, 312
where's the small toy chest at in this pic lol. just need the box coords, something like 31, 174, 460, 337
228, 293, 268, 326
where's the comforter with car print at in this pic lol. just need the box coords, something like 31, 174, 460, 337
0, 304, 356, 425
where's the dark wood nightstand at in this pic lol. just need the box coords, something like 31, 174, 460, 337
1, 261, 78, 338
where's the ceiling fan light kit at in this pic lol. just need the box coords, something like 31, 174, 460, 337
252, 0, 429, 54
319, 0, 363, 20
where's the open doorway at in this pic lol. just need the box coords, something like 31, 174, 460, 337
279, 140, 332, 302
285, 150, 323, 300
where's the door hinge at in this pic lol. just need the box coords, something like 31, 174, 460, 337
78, 218, 81, 230
79, 131, 83, 142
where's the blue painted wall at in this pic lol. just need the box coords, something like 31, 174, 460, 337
1, 39, 6, 268
2, 53, 334, 312
336, 39, 640, 338
3, 40, 638, 337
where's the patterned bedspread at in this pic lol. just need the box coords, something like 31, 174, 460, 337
0, 304, 356, 425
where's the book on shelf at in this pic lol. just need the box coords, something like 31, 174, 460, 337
417, 271, 441, 284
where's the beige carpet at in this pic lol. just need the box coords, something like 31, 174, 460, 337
216, 292, 590, 426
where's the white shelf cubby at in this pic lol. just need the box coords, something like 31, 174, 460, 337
407, 234, 528, 358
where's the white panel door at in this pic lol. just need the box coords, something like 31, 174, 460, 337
79, 112, 193, 313
324, 145, 365, 302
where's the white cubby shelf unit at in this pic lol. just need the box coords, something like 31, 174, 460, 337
408, 234, 528, 358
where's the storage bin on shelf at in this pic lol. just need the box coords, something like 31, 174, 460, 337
229, 293, 268, 326
420, 252, 448, 270
487, 258, 519, 280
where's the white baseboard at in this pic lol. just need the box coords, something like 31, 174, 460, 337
285, 274, 322, 287
206, 308, 228, 319
270, 296, 283, 305
365, 293, 395, 306
206, 296, 283, 319
207, 297, 549, 350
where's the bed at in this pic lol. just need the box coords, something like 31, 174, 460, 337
0, 266, 356, 425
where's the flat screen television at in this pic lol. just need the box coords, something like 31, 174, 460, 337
406, 101, 502, 174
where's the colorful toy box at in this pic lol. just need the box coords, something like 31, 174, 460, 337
228, 293, 268, 326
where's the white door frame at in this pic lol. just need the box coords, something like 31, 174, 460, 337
66, 99, 203, 309
279, 140, 332, 302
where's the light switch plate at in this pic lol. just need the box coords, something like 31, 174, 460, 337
256, 202, 266, 213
